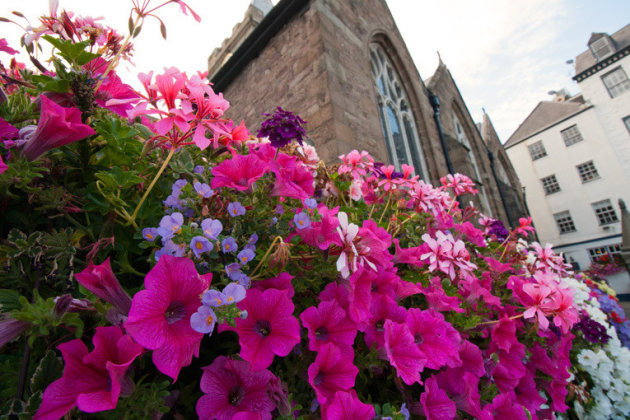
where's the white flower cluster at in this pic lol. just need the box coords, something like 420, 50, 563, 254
562, 277, 630, 419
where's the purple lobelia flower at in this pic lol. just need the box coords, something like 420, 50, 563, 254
293, 212, 311, 230
222, 237, 238, 254
194, 181, 214, 198
194, 165, 205, 174
304, 198, 317, 209
190, 305, 217, 334
155, 240, 186, 261
190, 236, 213, 258
201, 218, 222, 240
228, 201, 246, 217
237, 249, 256, 265
257, 107, 307, 148
157, 212, 184, 240
124, 256, 212, 380
143, 227, 159, 242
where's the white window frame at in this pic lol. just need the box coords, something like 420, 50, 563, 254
591, 199, 618, 226
553, 210, 577, 234
601, 67, 630, 98
576, 160, 599, 183
560, 125, 584, 147
527, 140, 547, 161
541, 174, 560, 195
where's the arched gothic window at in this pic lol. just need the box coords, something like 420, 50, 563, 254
452, 113, 493, 216
370, 44, 427, 180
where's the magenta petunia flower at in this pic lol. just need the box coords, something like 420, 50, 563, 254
34, 326, 143, 420
228, 288, 300, 371
363, 294, 406, 349
420, 376, 457, 420
405, 308, 461, 370
322, 390, 375, 420
300, 300, 356, 355
307, 342, 358, 404
124, 255, 211, 380
20, 95, 96, 161
196, 356, 276, 420
75, 257, 132, 315
490, 315, 518, 353
383, 320, 426, 386
251, 272, 295, 298
211, 153, 268, 191
269, 153, 314, 200
0, 155, 7, 175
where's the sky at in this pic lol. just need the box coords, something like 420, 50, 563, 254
1, 0, 629, 141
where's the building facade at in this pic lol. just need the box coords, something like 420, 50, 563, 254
207, 0, 528, 227
504, 24, 630, 297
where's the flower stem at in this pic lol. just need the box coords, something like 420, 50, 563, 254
130, 148, 175, 224
378, 193, 393, 224
249, 236, 284, 278
475, 313, 524, 327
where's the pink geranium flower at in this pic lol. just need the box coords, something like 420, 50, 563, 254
229, 288, 301, 371
75, 257, 132, 316
420, 231, 477, 280
322, 390, 375, 420
420, 376, 457, 420
440, 173, 478, 196
300, 299, 357, 355
124, 255, 211, 380
211, 153, 268, 191
338, 150, 374, 179
196, 356, 276, 420
20, 95, 96, 161
383, 320, 426, 385
35, 326, 142, 419
308, 343, 358, 404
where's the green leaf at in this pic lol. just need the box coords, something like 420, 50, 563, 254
30, 350, 63, 393
42, 35, 100, 66
0, 289, 22, 312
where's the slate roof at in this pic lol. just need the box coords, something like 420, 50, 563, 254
575, 24, 630, 74
504, 101, 588, 149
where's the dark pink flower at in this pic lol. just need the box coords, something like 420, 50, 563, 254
20, 95, 96, 161
308, 343, 358, 404
0, 38, 18, 55
0, 117, 18, 141
481, 392, 528, 420
34, 326, 142, 419
211, 153, 268, 191
0, 154, 7, 175
75, 257, 132, 315
406, 308, 461, 370
269, 153, 314, 200
363, 294, 406, 349
196, 356, 276, 420
383, 320, 426, 386
230, 288, 301, 371
322, 390, 375, 420
124, 255, 211, 380
300, 300, 356, 354
298, 205, 340, 250
420, 376, 456, 420
490, 315, 517, 353
251, 272, 294, 298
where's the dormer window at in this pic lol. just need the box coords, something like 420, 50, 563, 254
589, 36, 614, 61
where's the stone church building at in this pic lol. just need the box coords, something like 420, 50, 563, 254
207, 0, 528, 227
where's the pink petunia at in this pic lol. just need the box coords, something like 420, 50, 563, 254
490, 315, 518, 353
322, 390, 375, 420
405, 308, 461, 370
229, 288, 301, 371
34, 326, 143, 419
0, 154, 7, 175
211, 153, 268, 191
298, 204, 340, 250
75, 257, 132, 316
269, 153, 314, 200
307, 343, 358, 404
196, 356, 276, 420
300, 300, 357, 355
363, 294, 406, 349
420, 376, 457, 420
251, 272, 295, 298
383, 320, 426, 386
20, 95, 96, 161
124, 255, 211, 380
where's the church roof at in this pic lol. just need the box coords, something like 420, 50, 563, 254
504, 101, 589, 149
575, 24, 630, 75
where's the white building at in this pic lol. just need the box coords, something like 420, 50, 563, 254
504, 24, 630, 298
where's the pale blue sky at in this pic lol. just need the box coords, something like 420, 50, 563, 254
1, 0, 629, 141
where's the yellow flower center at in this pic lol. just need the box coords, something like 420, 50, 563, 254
146, 233, 153, 239
206, 315, 214, 324
227, 296, 234, 302
196, 242, 203, 250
